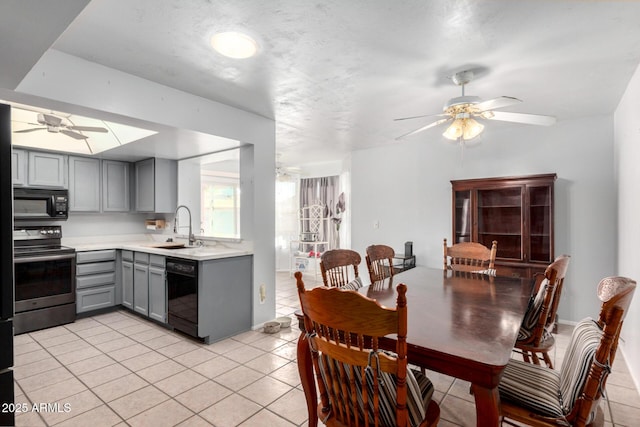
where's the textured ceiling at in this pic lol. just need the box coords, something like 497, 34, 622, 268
5, 1, 640, 166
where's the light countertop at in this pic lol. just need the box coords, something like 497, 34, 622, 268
65, 235, 252, 261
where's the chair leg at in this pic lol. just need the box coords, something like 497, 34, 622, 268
542, 351, 554, 369
531, 352, 541, 365
521, 351, 531, 364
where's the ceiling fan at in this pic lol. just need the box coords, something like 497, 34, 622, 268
275, 154, 301, 180
14, 112, 109, 140
395, 70, 556, 142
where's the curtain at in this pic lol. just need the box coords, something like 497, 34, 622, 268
299, 176, 341, 249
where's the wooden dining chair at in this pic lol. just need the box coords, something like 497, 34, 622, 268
320, 249, 362, 288
365, 244, 395, 282
499, 276, 636, 427
443, 238, 497, 274
295, 271, 440, 427
514, 255, 571, 368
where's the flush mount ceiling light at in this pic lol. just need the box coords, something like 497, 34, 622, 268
210, 31, 258, 59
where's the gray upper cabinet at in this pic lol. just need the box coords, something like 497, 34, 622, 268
135, 158, 177, 213
11, 148, 27, 186
27, 151, 67, 188
69, 156, 101, 212
102, 160, 130, 212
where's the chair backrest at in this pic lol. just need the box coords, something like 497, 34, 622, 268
520, 255, 571, 345
561, 276, 636, 425
295, 271, 416, 426
320, 249, 361, 287
365, 244, 395, 282
443, 238, 497, 272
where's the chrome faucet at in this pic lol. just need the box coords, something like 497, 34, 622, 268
174, 205, 195, 246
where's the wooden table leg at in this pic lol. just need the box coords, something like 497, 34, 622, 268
297, 330, 317, 427
470, 384, 501, 427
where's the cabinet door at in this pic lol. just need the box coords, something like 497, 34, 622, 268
28, 151, 67, 188
527, 185, 553, 263
102, 160, 130, 212
476, 186, 524, 261
453, 190, 472, 243
11, 149, 26, 186
122, 260, 134, 310
135, 158, 155, 212
148, 265, 166, 323
68, 156, 101, 212
133, 262, 149, 316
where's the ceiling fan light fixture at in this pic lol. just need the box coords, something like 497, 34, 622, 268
462, 118, 484, 140
443, 118, 484, 141
443, 118, 464, 140
210, 31, 259, 59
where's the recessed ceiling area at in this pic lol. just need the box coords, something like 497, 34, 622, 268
10, 102, 157, 155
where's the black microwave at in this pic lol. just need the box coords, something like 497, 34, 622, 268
13, 188, 69, 221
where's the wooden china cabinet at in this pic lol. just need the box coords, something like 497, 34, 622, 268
451, 173, 556, 278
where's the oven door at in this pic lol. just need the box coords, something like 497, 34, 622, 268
14, 253, 76, 313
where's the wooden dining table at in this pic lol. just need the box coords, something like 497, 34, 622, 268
296, 266, 534, 427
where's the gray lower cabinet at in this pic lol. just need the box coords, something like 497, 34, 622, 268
133, 252, 149, 316
121, 251, 134, 310
76, 250, 117, 314
148, 255, 166, 323
124, 251, 166, 322
198, 255, 252, 343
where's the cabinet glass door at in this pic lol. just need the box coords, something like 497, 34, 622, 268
454, 190, 471, 243
477, 187, 523, 260
528, 186, 552, 262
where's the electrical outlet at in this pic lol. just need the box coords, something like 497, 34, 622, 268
259, 284, 266, 304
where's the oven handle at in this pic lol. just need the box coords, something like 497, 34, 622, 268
14, 253, 76, 264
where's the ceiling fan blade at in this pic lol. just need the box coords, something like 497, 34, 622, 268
60, 129, 88, 140
474, 96, 522, 112
14, 127, 45, 133
68, 126, 109, 133
394, 113, 448, 121
485, 111, 556, 126
396, 117, 452, 140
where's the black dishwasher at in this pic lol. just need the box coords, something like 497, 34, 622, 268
166, 258, 198, 338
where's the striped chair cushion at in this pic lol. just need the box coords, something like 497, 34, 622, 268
318, 353, 434, 426
559, 318, 602, 413
517, 278, 549, 340
500, 318, 603, 419
499, 358, 564, 417
342, 276, 364, 290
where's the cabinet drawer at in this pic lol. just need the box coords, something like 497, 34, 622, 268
77, 250, 116, 264
122, 250, 134, 262
134, 252, 150, 264
149, 254, 165, 267
77, 285, 116, 313
77, 261, 116, 276
77, 272, 116, 289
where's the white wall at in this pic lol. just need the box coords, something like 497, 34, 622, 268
351, 115, 615, 323
614, 61, 640, 390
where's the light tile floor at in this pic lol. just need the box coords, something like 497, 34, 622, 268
11, 271, 640, 426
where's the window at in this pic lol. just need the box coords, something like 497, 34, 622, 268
201, 173, 240, 238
